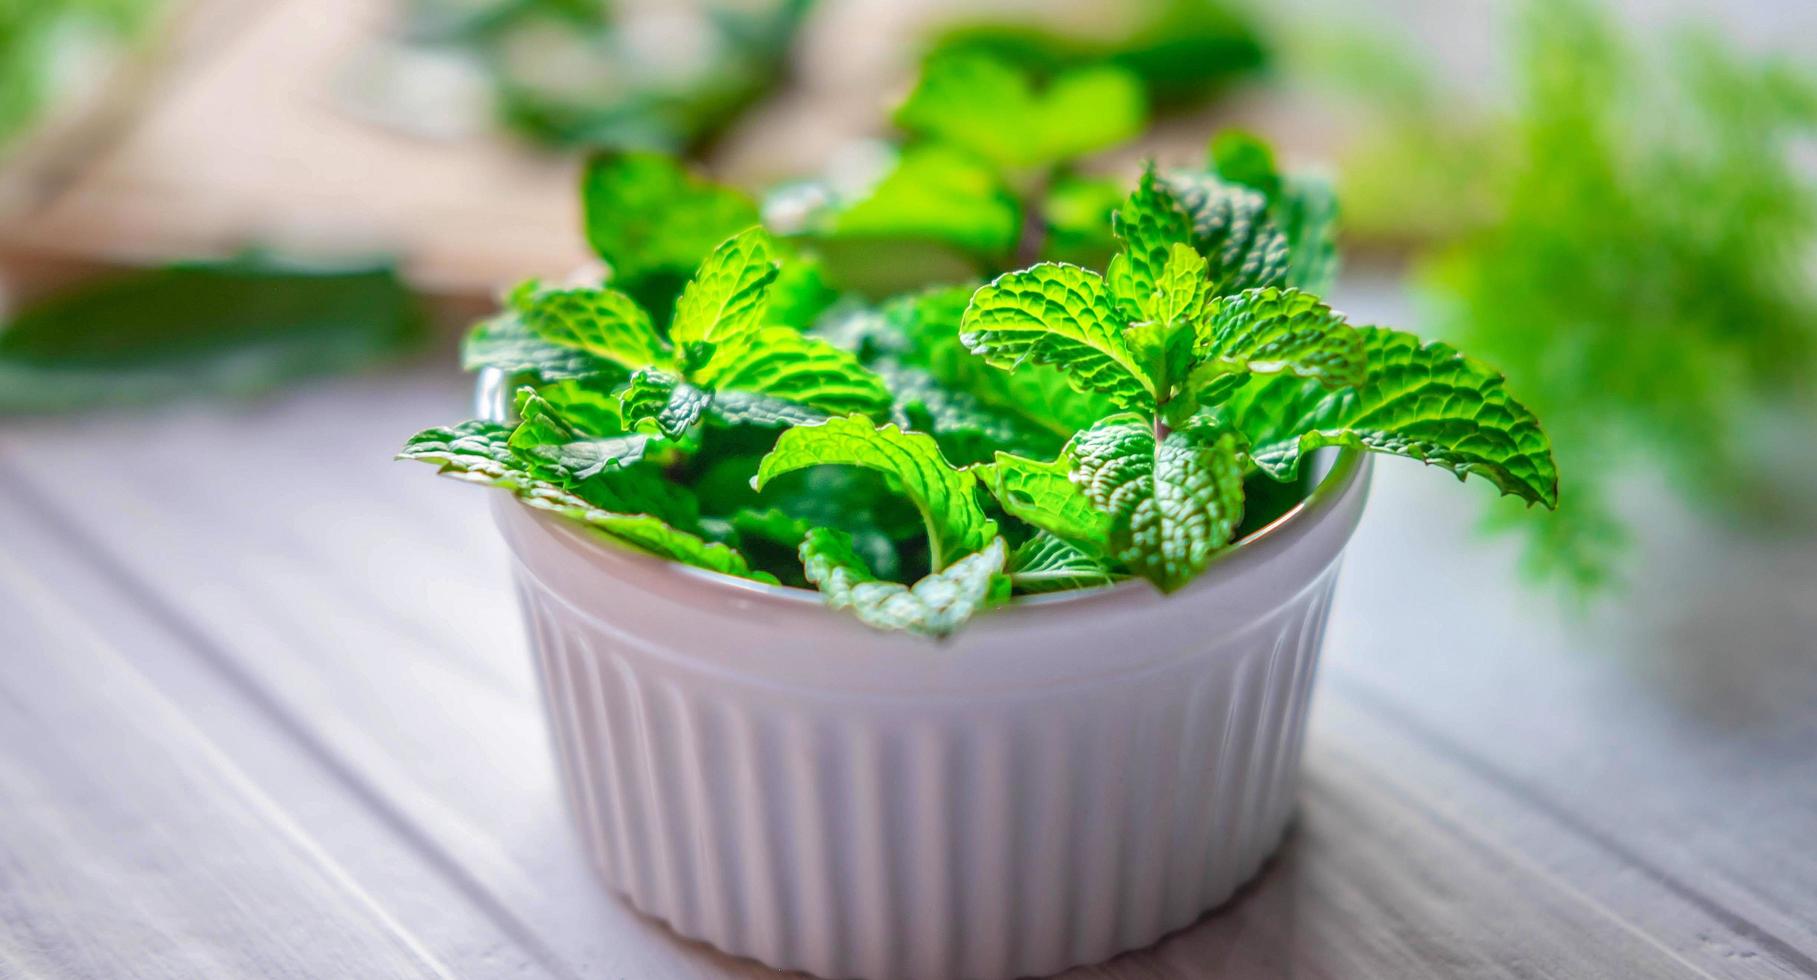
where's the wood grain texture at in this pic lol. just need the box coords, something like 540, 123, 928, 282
1, 352, 1813, 978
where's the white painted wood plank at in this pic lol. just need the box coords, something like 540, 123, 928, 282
0, 531, 455, 980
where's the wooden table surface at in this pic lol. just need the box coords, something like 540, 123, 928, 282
2, 274, 1814, 979
2, 0, 1815, 976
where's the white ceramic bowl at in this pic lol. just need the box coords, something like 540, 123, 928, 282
487, 371, 1372, 980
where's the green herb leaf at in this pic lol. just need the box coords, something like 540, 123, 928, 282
829, 143, 1022, 259
617, 369, 708, 437
896, 53, 1144, 170
1009, 532, 1117, 594
699, 326, 893, 418
753, 414, 997, 570
1159, 172, 1288, 295
1071, 415, 1247, 592
1210, 131, 1340, 293
669, 227, 778, 368
399, 419, 766, 582
580, 151, 760, 291
1189, 286, 1365, 400
891, 285, 1114, 440
801, 528, 1008, 637
977, 449, 1110, 549
0, 259, 421, 414
960, 262, 1151, 407
1107, 168, 1197, 319
397, 420, 535, 491
462, 311, 619, 382
521, 284, 671, 372
1217, 327, 1559, 507
518, 486, 774, 584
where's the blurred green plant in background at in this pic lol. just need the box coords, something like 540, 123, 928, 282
924, 0, 1267, 113
1337, 0, 1817, 591
402, 0, 814, 152
0, 0, 158, 151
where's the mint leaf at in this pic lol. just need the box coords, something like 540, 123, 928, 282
880, 364, 1053, 465
829, 143, 1022, 258
1189, 286, 1365, 400
0, 259, 421, 414
510, 383, 688, 522
581, 151, 759, 290
518, 486, 774, 584
892, 285, 1114, 439
1120, 244, 1208, 400
1107, 168, 1197, 319
398, 420, 766, 582
699, 327, 893, 418
619, 369, 711, 437
1071, 416, 1247, 592
753, 414, 997, 570
669, 227, 778, 368
1216, 326, 1559, 507
522, 284, 672, 372
978, 449, 1110, 549
960, 262, 1151, 408
801, 528, 1008, 637
896, 53, 1144, 170
1009, 533, 1117, 594
462, 311, 619, 382
398, 420, 534, 490
1159, 172, 1288, 295
1210, 131, 1340, 294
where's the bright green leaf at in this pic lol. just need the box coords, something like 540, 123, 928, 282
1216, 326, 1559, 507
753, 414, 997, 570
580, 151, 760, 287
522, 285, 671, 372
1009, 532, 1117, 594
668, 227, 778, 365
1189, 286, 1365, 400
700, 327, 893, 418
960, 262, 1151, 407
978, 449, 1110, 549
1107, 169, 1197, 319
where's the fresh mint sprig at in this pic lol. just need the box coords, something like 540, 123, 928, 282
403, 135, 1559, 637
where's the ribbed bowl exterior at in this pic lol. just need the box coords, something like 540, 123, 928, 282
494, 454, 1370, 980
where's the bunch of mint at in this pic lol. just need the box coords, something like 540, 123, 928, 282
402, 130, 1557, 637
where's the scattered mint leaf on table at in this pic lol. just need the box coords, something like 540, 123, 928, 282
0, 258, 422, 415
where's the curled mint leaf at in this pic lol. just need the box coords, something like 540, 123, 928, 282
462, 311, 620, 383
802, 528, 1008, 637
977, 449, 1109, 550
1216, 326, 1559, 507
1072, 416, 1247, 592
753, 414, 997, 570
1009, 533, 1117, 594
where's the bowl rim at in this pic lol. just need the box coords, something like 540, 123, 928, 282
478, 367, 1369, 611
